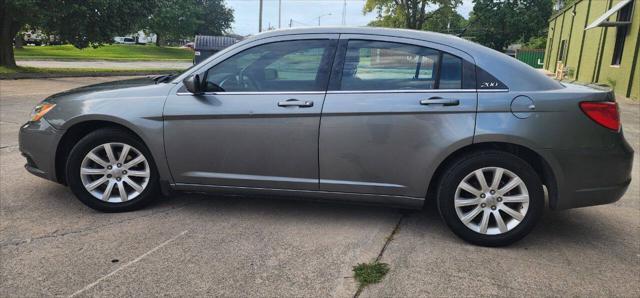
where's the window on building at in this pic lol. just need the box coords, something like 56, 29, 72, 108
611, 1, 633, 65
557, 40, 567, 62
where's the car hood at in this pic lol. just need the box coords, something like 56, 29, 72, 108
46, 76, 173, 102
40, 76, 178, 129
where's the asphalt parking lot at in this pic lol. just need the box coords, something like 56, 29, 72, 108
1, 77, 638, 297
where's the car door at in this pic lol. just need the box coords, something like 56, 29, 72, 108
319, 35, 478, 198
164, 35, 338, 190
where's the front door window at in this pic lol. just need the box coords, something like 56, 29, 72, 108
204, 40, 333, 92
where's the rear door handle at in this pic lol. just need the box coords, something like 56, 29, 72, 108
278, 99, 314, 107
420, 98, 460, 106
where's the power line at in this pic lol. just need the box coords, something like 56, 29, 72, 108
289, 19, 312, 26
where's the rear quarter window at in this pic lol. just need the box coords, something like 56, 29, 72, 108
476, 67, 508, 90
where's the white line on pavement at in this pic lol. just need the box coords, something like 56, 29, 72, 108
68, 230, 189, 297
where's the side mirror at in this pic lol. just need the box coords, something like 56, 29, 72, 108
183, 74, 203, 94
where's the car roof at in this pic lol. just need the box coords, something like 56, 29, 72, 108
253, 27, 465, 45
249, 27, 562, 91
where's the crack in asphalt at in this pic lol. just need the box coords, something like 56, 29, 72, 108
0, 200, 200, 247
0, 120, 22, 125
353, 211, 408, 298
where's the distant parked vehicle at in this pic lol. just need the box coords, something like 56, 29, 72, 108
113, 37, 137, 45
19, 27, 634, 247
113, 31, 156, 45
23, 31, 46, 46
182, 42, 195, 50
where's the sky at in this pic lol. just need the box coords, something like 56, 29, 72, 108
226, 0, 474, 36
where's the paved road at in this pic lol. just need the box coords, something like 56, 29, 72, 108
1, 77, 638, 297
17, 60, 192, 70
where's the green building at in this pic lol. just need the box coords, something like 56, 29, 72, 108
544, 0, 639, 100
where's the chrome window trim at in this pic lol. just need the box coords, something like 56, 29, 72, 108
327, 89, 473, 94
477, 89, 510, 92
175, 89, 510, 96
176, 91, 327, 96
326, 89, 509, 94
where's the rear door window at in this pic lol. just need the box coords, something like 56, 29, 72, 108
440, 53, 462, 89
340, 40, 439, 91
338, 40, 468, 91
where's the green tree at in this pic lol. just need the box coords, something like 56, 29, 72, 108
365, 0, 462, 30
523, 35, 548, 49
466, 0, 552, 51
1, 0, 156, 67
146, 0, 234, 46
553, 0, 579, 10
147, 0, 203, 46
422, 5, 468, 34
196, 0, 234, 36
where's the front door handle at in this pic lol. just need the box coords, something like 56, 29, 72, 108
278, 99, 314, 107
420, 98, 460, 106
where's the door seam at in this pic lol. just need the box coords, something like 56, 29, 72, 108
317, 34, 342, 190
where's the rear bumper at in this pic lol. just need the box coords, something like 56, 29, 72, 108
545, 136, 634, 210
18, 119, 62, 182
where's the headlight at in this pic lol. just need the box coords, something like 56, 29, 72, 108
30, 102, 56, 122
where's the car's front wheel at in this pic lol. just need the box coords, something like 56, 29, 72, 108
66, 128, 159, 212
437, 151, 544, 246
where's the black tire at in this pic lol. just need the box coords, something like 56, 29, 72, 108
66, 128, 159, 212
436, 150, 544, 246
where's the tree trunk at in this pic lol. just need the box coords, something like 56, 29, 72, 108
0, 8, 18, 68
416, 0, 427, 29
155, 34, 162, 47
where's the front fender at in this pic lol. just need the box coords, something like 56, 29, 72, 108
44, 85, 174, 184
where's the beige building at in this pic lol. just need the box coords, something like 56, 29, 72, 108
544, 0, 639, 100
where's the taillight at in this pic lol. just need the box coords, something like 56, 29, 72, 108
579, 101, 620, 131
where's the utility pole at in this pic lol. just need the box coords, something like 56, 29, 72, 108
341, 0, 347, 26
317, 13, 332, 26
278, 0, 282, 29
289, 18, 293, 28
259, 0, 263, 32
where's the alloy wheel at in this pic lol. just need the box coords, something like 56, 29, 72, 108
79, 142, 150, 203
454, 167, 530, 235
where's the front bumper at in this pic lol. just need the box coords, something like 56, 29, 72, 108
545, 136, 634, 210
19, 119, 62, 182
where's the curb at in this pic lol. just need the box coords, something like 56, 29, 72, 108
0, 71, 179, 80
16, 58, 192, 62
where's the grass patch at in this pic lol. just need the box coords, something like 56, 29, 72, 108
353, 261, 390, 288
0, 66, 183, 79
0, 66, 19, 74
14, 44, 193, 61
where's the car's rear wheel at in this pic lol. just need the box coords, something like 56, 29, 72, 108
66, 128, 159, 212
436, 151, 544, 246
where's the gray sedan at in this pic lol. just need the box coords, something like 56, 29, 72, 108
19, 27, 634, 246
